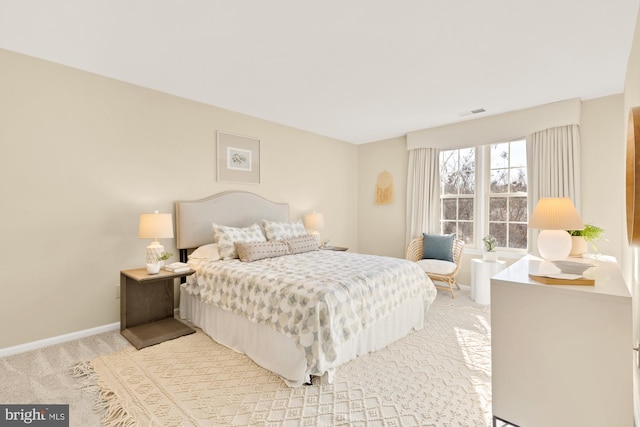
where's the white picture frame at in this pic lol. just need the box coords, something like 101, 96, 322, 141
217, 131, 261, 184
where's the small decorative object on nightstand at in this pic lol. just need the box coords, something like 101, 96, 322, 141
146, 251, 172, 274
146, 262, 161, 275
321, 246, 348, 251
120, 268, 195, 350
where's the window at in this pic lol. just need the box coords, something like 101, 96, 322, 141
439, 139, 528, 251
439, 148, 476, 244
488, 140, 528, 249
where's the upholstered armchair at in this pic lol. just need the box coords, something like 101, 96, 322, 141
406, 235, 465, 298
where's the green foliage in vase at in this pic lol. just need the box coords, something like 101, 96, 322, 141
566, 224, 604, 242
566, 224, 605, 252
157, 251, 173, 261
482, 235, 498, 252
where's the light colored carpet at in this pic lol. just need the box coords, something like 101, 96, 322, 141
0, 290, 492, 426
0, 329, 131, 426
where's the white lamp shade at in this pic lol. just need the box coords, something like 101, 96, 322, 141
528, 197, 584, 230
304, 212, 325, 231
138, 212, 174, 239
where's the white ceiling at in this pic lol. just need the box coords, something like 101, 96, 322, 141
1, 0, 639, 144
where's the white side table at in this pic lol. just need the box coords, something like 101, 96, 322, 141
470, 258, 506, 305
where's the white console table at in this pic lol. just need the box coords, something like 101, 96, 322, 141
490, 256, 633, 427
470, 258, 506, 305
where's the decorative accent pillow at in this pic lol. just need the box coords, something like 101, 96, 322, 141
286, 234, 320, 254
212, 223, 266, 259
188, 243, 221, 261
261, 219, 307, 241
235, 240, 290, 262
422, 233, 455, 262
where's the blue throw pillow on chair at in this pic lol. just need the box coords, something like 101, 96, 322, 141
422, 233, 455, 262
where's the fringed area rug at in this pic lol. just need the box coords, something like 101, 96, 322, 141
73, 294, 491, 426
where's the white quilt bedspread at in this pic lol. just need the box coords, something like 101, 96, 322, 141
184, 250, 436, 376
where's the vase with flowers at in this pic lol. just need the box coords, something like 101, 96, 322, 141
146, 251, 173, 275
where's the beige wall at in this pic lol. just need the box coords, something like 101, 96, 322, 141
0, 49, 358, 349
356, 137, 407, 257
579, 94, 625, 263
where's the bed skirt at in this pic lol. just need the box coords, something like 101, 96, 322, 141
179, 286, 425, 387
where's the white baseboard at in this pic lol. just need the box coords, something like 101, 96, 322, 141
0, 322, 120, 358
1, 310, 182, 358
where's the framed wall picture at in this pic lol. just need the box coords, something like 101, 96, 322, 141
217, 131, 261, 184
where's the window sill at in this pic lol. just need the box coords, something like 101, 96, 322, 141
463, 248, 527, 260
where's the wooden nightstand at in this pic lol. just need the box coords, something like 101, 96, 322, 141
120, 268, 195, 350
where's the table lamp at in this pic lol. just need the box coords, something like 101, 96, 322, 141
138, 211, 174, 264
528, 197, 584, 262
304, 212, 325, 242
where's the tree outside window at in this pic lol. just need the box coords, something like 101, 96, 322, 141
440, 148, 475, 244
488, 140, 528, 249
438, 140, 528, 251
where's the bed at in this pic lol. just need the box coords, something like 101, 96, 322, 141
176, 191, 437, 386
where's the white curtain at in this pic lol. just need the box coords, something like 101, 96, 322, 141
526, 124, 582, 254
406, 148, 440, 246
527, 124, 581, 206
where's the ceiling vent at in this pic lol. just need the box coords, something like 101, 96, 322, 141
459, 108, 486, 117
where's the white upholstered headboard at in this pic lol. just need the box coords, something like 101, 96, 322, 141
175, 191, 290, 250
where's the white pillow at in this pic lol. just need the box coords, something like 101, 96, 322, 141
213, 223, 266, 259
188, 243, 221, 261
262, 219, 307, 241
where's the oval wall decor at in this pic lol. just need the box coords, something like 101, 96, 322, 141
375, 171, 394, 205
626, 106, 640, 245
